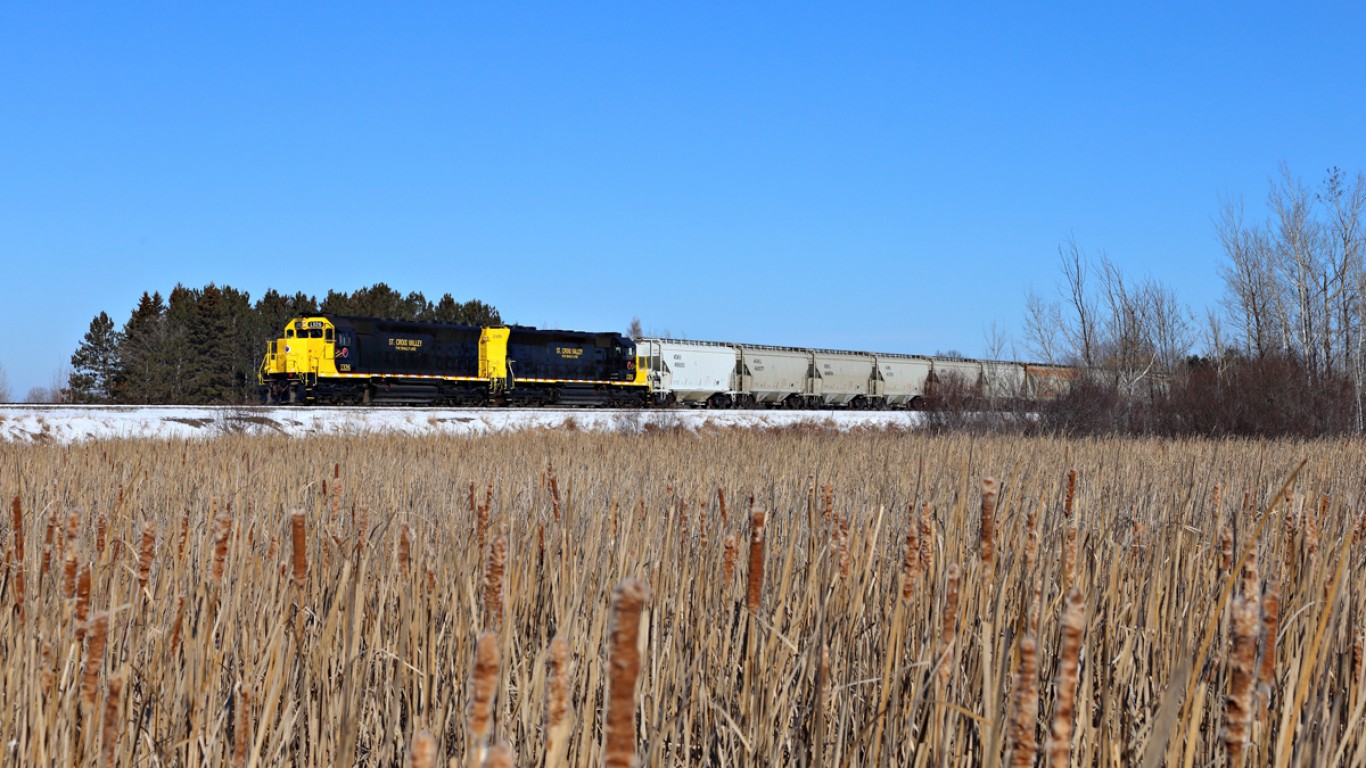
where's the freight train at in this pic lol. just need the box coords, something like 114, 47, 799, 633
258, 314, 1074, 408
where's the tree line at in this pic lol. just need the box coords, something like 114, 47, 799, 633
65, 283, 501, 405
1015, 164, 1365, 437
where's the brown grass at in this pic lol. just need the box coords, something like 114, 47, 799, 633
2, 429, 1365, 764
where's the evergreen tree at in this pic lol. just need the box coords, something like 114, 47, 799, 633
185, 284, 239, 403
118, 292, 169, 404
69, 312, 122, 402
162, 285, 200, 403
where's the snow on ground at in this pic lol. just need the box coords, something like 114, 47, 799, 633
0, 405, 927, 445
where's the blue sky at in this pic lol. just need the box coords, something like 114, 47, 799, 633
3, 3, 1364, 398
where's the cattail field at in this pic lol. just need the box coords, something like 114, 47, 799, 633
2, 427, 1366, 766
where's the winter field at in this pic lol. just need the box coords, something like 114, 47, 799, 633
1, 415, 1363, 765
0, 404, 928, 444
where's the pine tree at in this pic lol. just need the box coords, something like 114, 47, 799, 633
185, 284, 238, 403
117, 292, 169, 403
69, 312, 122, 402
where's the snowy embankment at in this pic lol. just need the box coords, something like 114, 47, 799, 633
0, 405, 928, 445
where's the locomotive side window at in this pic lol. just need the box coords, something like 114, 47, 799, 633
286, 329, 295, 338
325, 329, 334, 342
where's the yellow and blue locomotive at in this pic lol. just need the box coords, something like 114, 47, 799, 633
258, 315, 648, 406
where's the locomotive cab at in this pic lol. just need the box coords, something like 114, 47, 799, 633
259, 317, 341, 403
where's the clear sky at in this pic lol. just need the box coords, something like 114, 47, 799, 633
3, 3, 1365, 398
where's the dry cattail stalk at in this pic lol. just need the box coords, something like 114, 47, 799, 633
835, 512, 850, 581
468, 631, 500, 749
746, 508, 766, 613
902, 504, 920, 602
484, 533, 507, 629
723, 530, 739, 583
234, 685, 250, 767
1223, 594, 1259, 764
1256, 583, 1281, 711
1062, 524, 1078, 592
605, 578, 650, 768
1064, 469, 1076, 519
1219, 525, 1233, 574
75, 564, 92, 640
82, 611, 110, 708
919, 503, 933, 575
1009, 631, 1040, 768
399, 523, 411, 576
939, 564, 961, 686
290, 511, 307, 587
980, 477, 998, 573
101, 672, 123, 767
137, 523, 155, 592
408, 729, 437, 768
481, 744, 515, 768
1046, 588, 1085, 768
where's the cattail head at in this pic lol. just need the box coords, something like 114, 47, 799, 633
137, 523, 155, 592
468, 631, 500, 749
939, 564, 961, 686
980, 477, 998, 571
902, 504, 920, 602
746, 508, 766, 613
1046, 588, 1085, 768
289, 511, 307, 588
408, 729, 437, 768
75, 563, 92, 639
717, 488, 727, 525
9, 495, 22, 563
177, 511, 190, 559
399, 523, 411, 576
212, 507, 232, 583
544, 635, 573, 764
64, 550, 78, 598
1009, 631, 1040, 768
1256, 582, 1281, 708
1025, 505, 1039, 573
480, 744, 515, 768
546, 635, 572, 733
1223, 594, 1259, 764
1219, 525, 1233, 574
1064, 469, 1076, 519
484, 533, 507, 629
723, 530, 739, 583
234, 685, 251, 767
82, 611, 110, 708
101, 672, 123, 767
605, 578, 650, 768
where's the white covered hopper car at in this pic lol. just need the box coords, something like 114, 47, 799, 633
636, 337, 1070, 409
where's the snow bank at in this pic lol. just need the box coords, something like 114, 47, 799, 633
0, 405, 927, 445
